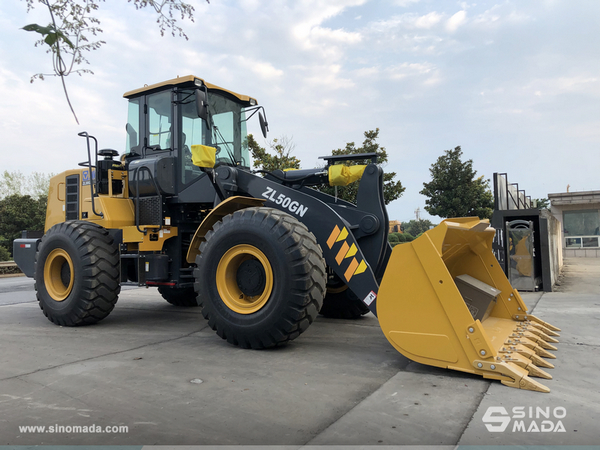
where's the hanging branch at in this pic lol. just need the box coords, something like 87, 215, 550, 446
22, 0, 205, 124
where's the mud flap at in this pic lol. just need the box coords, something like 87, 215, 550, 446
377, 217, 560, 393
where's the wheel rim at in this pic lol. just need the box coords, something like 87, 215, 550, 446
216, 244, 273, 314
44, 248, 74, 301
326, 272, 348, 294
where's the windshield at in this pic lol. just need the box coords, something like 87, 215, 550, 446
179, 90, 249, 167
208, 94, 249, 168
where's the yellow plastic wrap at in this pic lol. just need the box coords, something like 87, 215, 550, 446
191, 145, 216, 168
328, 165, 366, 186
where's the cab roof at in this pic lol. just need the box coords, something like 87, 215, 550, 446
123, 75, 257, 106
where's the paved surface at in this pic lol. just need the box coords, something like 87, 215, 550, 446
0, 258, 598, 446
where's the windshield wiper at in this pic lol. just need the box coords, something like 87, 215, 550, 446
212, 125, 237, 165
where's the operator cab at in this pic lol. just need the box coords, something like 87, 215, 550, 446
122, 75, 267, 198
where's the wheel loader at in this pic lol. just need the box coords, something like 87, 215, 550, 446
13, 75, 560, 392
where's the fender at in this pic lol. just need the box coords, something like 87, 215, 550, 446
186, 196, 265, 264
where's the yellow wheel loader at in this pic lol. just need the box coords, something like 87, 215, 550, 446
13, 75, 560, 392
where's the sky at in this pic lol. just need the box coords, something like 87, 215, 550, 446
0, 0, 599, 223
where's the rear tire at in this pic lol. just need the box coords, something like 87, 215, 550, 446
194, 207, 326, 349
319, 270, 370, 319
320, 287, 370, 319
35, 221, 120, 326
158, 286, 199, 307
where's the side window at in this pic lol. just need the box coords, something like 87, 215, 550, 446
180, 90, 208, 185
147, 91, 172, 150
125, 98, 140, 155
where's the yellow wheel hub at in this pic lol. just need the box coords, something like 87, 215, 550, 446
44, 248, 74, 301
216, 244, 273, 314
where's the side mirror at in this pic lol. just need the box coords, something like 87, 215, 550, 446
259, 111, 269, 138
195, 89, 208, 121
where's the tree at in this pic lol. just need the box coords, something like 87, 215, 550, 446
402, 219, 434, 237
0, 170, 53, 200
0, 194, 48, 258
318, 129, 405, 205
247, 134, 301, 172
420, 146, 493, 219
534, 198, 550, 209
22, 0, 205, 123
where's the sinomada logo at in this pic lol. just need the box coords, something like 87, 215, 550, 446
482, 406, 567, 433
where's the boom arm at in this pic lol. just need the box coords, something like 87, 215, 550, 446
216, 165, 387, 316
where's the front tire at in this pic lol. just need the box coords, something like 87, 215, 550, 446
35, 221, 120, 326
194, 207, 326, 349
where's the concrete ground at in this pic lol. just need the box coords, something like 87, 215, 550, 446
0, 258, 598, 447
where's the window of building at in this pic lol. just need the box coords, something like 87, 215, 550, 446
563, 210, 600, 248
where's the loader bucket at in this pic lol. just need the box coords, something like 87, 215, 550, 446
377, 217, 560, 392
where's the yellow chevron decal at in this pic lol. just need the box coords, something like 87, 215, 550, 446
327, 225, 341, 249
345, 243, 358, 259
336, 227, 349, 242
344, 258, 360, 281
354, 259, 367, 275
336, 241, 350, 265
326, 226, 366, 281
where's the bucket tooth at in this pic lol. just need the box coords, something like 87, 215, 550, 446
507, 336, 536, 350
526, 363, 553, 380
542, 334, 559, 344
502, 374, 551, 393
505, 338, 556, 359
520, 332, 559, 350
501, 344, 555, 368
528, 321, 560, 337
502, 352, 552, 380
487, 360, 551, 392
527, 353, 555, 369
524, 327, 560, 344
527, 314, 561, 332
529, 330, 558, 344
527, 335, 558, 351
519, 335, 557, 352
534, 346, 557, 359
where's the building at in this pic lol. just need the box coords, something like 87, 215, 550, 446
548, 190, 600, 257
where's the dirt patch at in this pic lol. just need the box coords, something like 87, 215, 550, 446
554, 258, 600, 294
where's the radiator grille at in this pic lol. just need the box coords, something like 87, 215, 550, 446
65, 175, 79, 220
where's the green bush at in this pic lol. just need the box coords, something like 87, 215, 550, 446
387, 233, 399, 244
0, 194, 47, 258
0, 245, 10, 262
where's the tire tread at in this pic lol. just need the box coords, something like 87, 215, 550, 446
194, 207, 326, 349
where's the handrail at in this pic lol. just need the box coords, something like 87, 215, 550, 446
77, 131, 104, 219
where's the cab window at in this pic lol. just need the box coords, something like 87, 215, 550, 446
125, 98, 140, 155
179, 90, 208, 184
147, 91, 172, 151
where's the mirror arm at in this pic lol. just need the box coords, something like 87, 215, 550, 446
242, 105, 263, 122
